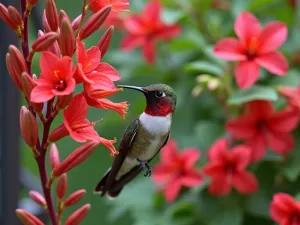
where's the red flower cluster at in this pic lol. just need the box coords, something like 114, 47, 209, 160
226, 100, 299, 162
121, 1, 181, 64
152, 140, 202, 202
214, 11, 288, 89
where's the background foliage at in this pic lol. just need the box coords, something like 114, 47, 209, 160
21, 0, 300, 224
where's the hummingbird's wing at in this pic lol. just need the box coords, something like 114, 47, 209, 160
100, 118, 140, 196
147, 131, 170, 164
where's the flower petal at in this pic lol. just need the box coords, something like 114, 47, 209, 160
95, 63, 121, 81
83, 46, 101, 73
270, 193, 296, 223
232, 171, 258, 194
231, 145, 251, 170
268, 107, 299, 132
123, 16, 144, 34
203, 163, 226, 177
76, 39, 87, 64
152, 164, 175, 182
156, 24, 181, 40
161, 139, 179, 165
180, 148, 200, 169
246, 133, 267, 162
208, 176, 231, 196
207, 138, 228, 162
226, 115, 257, 139
51, 78, 75, 96
267, 130, 294, 155
213, 38, 246, 61
258, 22, 288, 54
64, 94, 88, 126
85, 72, 115, 90
164, 178, 182, 202
255, 52, 288, 76
121, 35, 145, 51
141, 1, 161, 25
235, 60, 260, 89
181, 170, 203, 187
30, 84, 54, 103
142, 40, 156, 64
234, 11, 261, 46
247, 100, 274, 119
40, 51, 59, 77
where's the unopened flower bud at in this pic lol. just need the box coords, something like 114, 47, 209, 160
192, 85, 203, 97
64, 190, 86, 207
9, 45, 28, 76
0, 3, 18, 30
32, 31, 59, 52
79, 5, 111, 40
8, 6, 22, 28
53, 141, 99, 176
16, 209, 44, 225
42, 10, 51, 32
29, 191, 46, 208
56, 174, 68, 199
56, 93, 73, 110
72, 14, 82, 31
59, 10, 70, 25
50, 143, 60, 169
65, 204, 91, 225
6, 53, 22, 91
45, 0, 59, 31
97, 25, 114, 57
20, 106, 38, 150
48, 124, 69, 142
59, 19, 75, 57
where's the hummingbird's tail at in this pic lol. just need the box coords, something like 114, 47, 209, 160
94, 168, 123, 199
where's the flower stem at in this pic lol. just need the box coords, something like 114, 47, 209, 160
75, 0, 88, 38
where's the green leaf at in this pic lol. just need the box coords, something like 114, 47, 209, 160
282, 139, 300, 182
169, 38, 199, 51
162, 8, 186, 24
245, 191, 271, 218
270, 69, 300, 87
185, 61, 224, 76
228, 85, 278, 105
294, 192, 300, 201
208, 206, 243, 225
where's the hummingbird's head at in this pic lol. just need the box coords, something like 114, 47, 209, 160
117, 84, 177, 116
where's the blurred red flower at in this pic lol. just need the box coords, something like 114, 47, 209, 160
75, 39, 119, 90
152, 139, 202, 202
226, 100, 299, 162
31, 51, 75, 103
49, 94, 100, 143
121, 1, 181, 64
279, 85, 300, 110
214, 11, 288, 89
204, 138, 258, 196
88, 0, 129, 13
102, 11, 128, 29
270, 193, 300, 225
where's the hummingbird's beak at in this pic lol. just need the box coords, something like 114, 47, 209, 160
117, 85, 147, 93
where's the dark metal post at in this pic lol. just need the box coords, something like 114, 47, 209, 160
0, 0, 21, 224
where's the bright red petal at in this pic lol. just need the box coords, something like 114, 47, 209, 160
142, 40, 156, 64
231, 145, 251, 170
232, 171, 258, 194
51, 77, 75, 96
213, 38, 247, 61
258, 22, 288, 54
161, 139, 179, 165
235, 60, 260, 89
255, 52, 288, 76
270, 193, 296, 223
121, 35, 145, 51
111, 0, 129, 11
152, 164, 174, 182
208, 176, 231, 196
156, 24, 181, 40
76, 38, 87, 64
234, 11, 261, 46
85, 72, 115, 90
207, 138, 228, 162
76, 121, 100, 142
279, 86, 297, 99
30, 84, 54, 103
247, 100, 274, 119
40, 51, 59, 77
164, 178, 182, 202
83, 47, 101, 73
142, 1, 161, 25
68, 128, 88, 142
181, 170, 203, 187
180, 148, 200, 169
246, 133, 267, 162
268, 107, 299, 132
64, 94, 88, 126
95, 63, 121, 81
226, 115, 257, 139
203, 163, 226, 177
267, 130, 294, 155
123, 16, 144, 34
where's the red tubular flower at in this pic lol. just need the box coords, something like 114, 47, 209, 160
32, 31, 59, 52
97, 26, 114, 57
16, 209, 44, 225
49, 94, 100, 143
0, 3, 19, 30
30, 51, 75, 103
45, 0, 59, 31
59, 18, 75, 57
29, 191, 46, 208
6, 53, 22, 91
203, 138, 258, 196
65, 204, 91, 225
226, 100, 299, 162
121, 1, 181, 64
279, 85, 300, 110
43, 10, 51, 33
75, 38, 120, 89
214, 11, 288, 89
270, 193, 300, 225
56, 174, 68, 199
50, 143, 60, 169
102, 12, 127, 29
8, 45, 28, 79
152, 139, 202, 202
83, 86, 128, 119
64, 190, 86, 207
88, 0, 129, 13
20, 106, 39, 149
7, 6, 22, 28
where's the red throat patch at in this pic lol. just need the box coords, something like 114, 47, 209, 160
145, 98, 173, 116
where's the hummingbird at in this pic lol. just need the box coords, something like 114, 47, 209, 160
94, 84, 177, 198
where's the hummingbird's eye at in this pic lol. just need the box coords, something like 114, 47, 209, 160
155, 91, 165, 98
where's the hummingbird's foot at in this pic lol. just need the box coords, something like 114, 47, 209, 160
137, 159, 152, 177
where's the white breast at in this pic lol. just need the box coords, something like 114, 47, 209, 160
139, 112, 172, 135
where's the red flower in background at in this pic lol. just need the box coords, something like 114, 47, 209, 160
152, 139, 202, 202
103, 11, 129, 29
75, 39, 120, 90
88, 0, 129, 13
49, 94, 100, 143
204, 138, 258, 196
214, 11, 288, 89
270, 193, 300, 225
121, 1, 181, 64
226, 101, 299, 162
31, 51, 75, 103
279, 85, 300, 110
